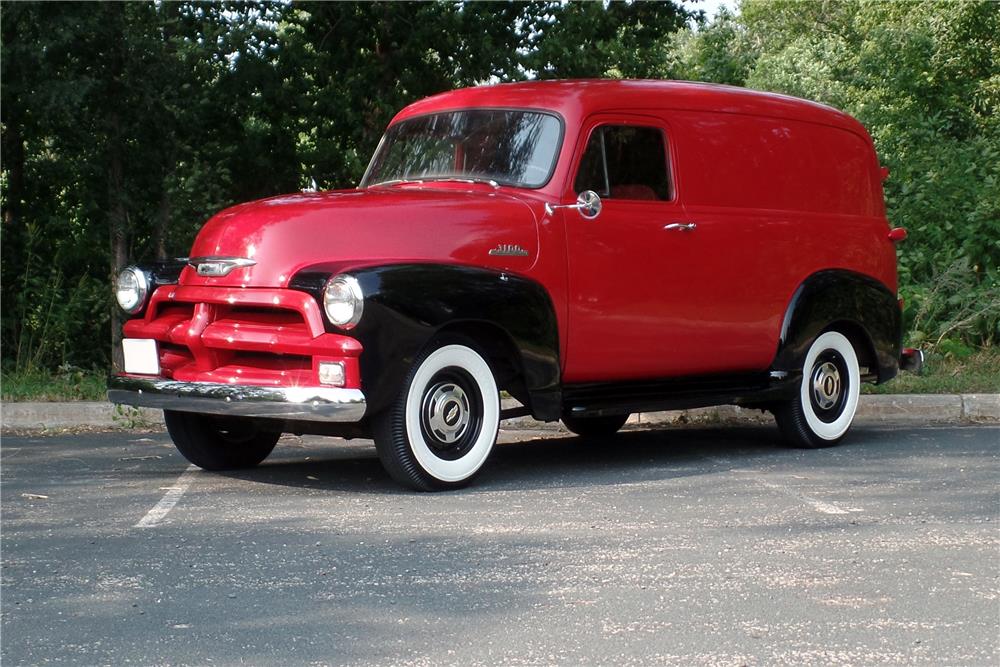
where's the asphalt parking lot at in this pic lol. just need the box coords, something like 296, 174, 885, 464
2, 423, 998, 666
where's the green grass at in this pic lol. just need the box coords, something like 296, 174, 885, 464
1, 368, 108, 402
864, 348, 1000, 394
1, 348, 998, 402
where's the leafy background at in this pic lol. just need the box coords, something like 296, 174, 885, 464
2, 0, 997, 379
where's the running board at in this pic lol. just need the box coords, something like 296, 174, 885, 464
561, 372, 800, 418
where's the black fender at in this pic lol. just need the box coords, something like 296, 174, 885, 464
290, 264, 562, 420
122, 260, 187, 319
772, 270, 901, 383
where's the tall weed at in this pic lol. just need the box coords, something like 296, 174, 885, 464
905, 260, 1000, 348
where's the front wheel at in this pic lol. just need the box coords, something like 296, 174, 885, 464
164, 411, 280, 470
774, 330, 861, 448
373, 340, 500, 491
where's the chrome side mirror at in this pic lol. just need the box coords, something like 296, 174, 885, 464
575, 190, 602, 219
544, 190, 603, 220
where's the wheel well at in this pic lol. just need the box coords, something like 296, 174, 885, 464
824, 320, 878, 381
433, 321, 530, 405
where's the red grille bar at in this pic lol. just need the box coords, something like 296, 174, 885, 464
122, 286, 362, 388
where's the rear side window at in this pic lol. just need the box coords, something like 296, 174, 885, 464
573, 125, 672, 201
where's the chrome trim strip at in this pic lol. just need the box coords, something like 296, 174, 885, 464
108, 376, 366, 422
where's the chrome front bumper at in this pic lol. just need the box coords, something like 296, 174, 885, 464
108, 375, 366, 422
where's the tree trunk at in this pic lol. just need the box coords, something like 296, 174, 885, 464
154, 179, 170, 260
106, 2, 129, 373
108, 113, 128, 372
2, 119, 25, 227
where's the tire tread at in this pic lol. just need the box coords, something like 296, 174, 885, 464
164, 411, 279, 470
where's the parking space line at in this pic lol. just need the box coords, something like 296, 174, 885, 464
703, 455, 858, 515
750, 476, 853, 514
134, 465, 198, 528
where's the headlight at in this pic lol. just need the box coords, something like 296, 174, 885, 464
323, 274, 363, 329
116, 266, 149, 315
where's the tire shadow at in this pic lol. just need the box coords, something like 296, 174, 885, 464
220, 423, 803, 494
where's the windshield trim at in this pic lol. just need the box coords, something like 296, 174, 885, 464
360, 107, 566, 190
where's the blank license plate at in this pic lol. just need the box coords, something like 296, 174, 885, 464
122, 338, 160, 375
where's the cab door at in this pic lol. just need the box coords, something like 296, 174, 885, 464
564, 114, 779, 385
562, 115, 687, 382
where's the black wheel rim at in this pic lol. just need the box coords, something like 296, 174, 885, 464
809, 350, 849, 423
419, 366, 484, 461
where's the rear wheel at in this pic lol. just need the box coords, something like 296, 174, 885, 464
774, 330, 861, 448
164, 411, 280, 470
562, 414, 629, 439
373, 339, 500, 491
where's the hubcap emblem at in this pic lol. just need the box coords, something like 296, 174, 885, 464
811, 361, 842, 410
423, 383, 471, 445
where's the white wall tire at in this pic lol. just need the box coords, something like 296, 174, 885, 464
373, 340, 500, 490
775, 330, 861, 448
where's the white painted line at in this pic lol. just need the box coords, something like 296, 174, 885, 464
135, 465, 198, 528
751, 476, 852, 515
703, 455, 858, 516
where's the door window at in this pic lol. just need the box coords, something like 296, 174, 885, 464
573, 125, 672, 201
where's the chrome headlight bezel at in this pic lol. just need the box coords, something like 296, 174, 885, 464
322, 274, 364, 329
116, 266, 150, 315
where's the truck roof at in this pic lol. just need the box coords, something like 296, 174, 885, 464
393, 79, 868, 139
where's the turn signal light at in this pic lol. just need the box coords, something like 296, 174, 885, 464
318, 361, 346, 387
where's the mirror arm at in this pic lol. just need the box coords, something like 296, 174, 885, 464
544, 202, 584, 215
545, 190, 602, 219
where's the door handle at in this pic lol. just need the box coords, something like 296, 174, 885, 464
663, 222, 697, 231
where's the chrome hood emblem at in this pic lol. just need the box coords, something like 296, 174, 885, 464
181, 256, 257, 277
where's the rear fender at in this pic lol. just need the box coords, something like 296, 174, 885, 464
772, 270, 901, 383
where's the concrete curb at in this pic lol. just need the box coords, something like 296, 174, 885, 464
2, 394, 998, 432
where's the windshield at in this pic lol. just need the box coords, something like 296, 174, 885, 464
361, 109, 563, 189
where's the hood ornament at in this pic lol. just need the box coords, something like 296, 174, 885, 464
181, 256, 257, 277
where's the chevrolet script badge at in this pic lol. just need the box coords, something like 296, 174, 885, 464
488, 243, 529, 257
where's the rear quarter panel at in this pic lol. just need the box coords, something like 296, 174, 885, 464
665, 108, 896, 370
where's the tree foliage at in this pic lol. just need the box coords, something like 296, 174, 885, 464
677, 0, 999, 345
1, 0, 995, 375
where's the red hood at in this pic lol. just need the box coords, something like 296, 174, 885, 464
181, 187, 540, 287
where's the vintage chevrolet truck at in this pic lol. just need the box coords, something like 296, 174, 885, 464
109, 79, 921, 490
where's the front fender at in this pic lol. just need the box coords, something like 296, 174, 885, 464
291, 264, 561, 419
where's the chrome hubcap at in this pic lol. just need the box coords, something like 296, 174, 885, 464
811, 361, 842, 410
422, 382, 471, 445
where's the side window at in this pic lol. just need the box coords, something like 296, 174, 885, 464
573, 125, 672, 201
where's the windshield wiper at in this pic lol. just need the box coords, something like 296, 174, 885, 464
423, 177, 500, 188
369, 178, 425, 187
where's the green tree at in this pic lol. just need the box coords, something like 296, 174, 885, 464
678, 0, 999, 345
276, 1, 531, 189
1, 2, 288, 370
522, 0, 689, 79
